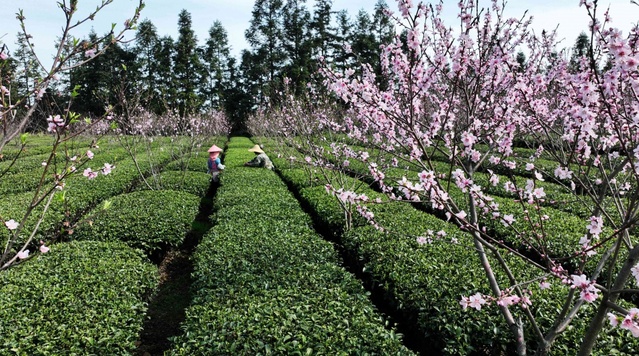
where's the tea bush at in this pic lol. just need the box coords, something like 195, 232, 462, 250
73, 189, 200, 252
0, 240, 158, 355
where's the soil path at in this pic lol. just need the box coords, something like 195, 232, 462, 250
134, 179, 218, 356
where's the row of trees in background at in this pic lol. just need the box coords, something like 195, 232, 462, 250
3, 0, 394, 133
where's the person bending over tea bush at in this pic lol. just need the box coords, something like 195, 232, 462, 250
244, 144, 273, 170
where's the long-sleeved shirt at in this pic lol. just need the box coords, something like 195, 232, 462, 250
245, 153, 274, 170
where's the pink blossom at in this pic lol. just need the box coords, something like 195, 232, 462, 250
502, 214, 515, 226
587, 216, 603, 236
539, 280, 551, 290
489, 174, 499, 186
455, 210, 467, 220
571, 274, 591, 289
460, 296, 471, 310
620, 312, 639, 337
86, 150, 94, 159
17, 249, 30, 260
416, 236, 429, 245
580, 288, 599, 302
468, 293, 486, 310
102, 163, 113, 175
632, 263, 639, 286
85, 48, 97, 58
461, 131, 476, 147
532, 187, 546, 199
608, 312, 620, 327
83, 168, 98, 179
4, 219, 18, 230
46, 115, 65, 132
39, 244, 50, 253
525, 163, 535, 171
0, 52, 7, 60
497, 294, 520, 307
502, 160, 516, 169
554, 166, 573, 180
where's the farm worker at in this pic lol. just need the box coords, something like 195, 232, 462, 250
244, 144, 274, 170
207, 144, 225, 182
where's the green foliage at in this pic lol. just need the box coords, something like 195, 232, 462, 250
0, 240, 158, 355
170, 288, 410, 355
274, 139, 639, 355
135, 170, 213, 196
73, 189, 200, 252
169, 137, 413, 354
163, 154, 209, 173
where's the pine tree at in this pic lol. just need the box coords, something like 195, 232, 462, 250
351, 10, 377, 71
70, 32, 103, 116
372, 0, 394, 48
332, 10, 352, 72
174, 9, 203, 118
201, 20, 231, 110
282, 0, 313, 95
245, 0, 285, 104
154, 36, 176, 114
516, 51, 526, 73
310, 0, 334, 60
134, 19, 161, 113
12, 33, 41, 108
569, 32, 590, 73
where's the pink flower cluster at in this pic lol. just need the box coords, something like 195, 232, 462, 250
461, 290, 532, 311
46, 115, 65, 133
82, 163, 114, 180
570, 274, 599, 303
608, 309, 639, 337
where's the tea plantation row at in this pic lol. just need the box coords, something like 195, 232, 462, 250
0, 135, 220, 354
261, 138, 639, 355
168, 136, 414, 354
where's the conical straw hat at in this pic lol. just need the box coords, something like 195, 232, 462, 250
247, 144, 264, 153
207, 144, 223, 153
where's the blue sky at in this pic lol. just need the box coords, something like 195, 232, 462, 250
0, 0, 637, 70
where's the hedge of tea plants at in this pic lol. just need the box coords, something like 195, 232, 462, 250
299, 140, 619, 273
0, 135, 224, 354
168, 136, 414, 355
0, 138, 184, 251
132, 170, 213, 197
0, 240, 158, 354
72, 189, 201, 253
264, 139, 639, 355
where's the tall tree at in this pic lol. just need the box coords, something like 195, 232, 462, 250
134, 19, 161, 113
70, 32, 103, 116
174, 9, 203, 118
12, 32, 41, 108
331, 10, 353, 73
569, 32, 590, 73
310, 0, 334, 60
70, 32, 137, 118
245, 0, 285, 104
372, 0, 394, 49
281, 0, 313, 95
154, 35, 176, 114
201, 20, 231, 110
225, 54, 254, 132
